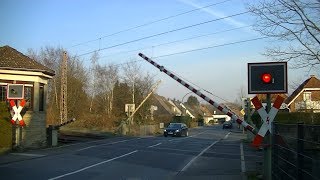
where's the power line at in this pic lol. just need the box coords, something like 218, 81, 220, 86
90, 36, 268, 103
97, 25, 252, 59
96, 36, 268, 68
76, 11, 249, 57
153, 36, 267, 59
70, 0, 233, 48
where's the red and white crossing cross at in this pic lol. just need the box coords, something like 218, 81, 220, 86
251, 95, 284, 146
10, 100, 26, 126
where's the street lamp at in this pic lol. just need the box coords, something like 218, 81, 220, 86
180, 91, 193, 116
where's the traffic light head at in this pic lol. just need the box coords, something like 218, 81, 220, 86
248, 62, 287, 94
261, 73, 272, 84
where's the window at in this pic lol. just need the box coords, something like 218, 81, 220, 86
0, 85, 6, 101
39, 86, 44, 111
24, 86, 33, 110
303, 92, 311, 101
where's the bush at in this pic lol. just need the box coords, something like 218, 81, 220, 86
170, 116, 197, 128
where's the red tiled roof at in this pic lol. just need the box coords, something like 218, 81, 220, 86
284, 76, 320, 105
0, 45, 55, 76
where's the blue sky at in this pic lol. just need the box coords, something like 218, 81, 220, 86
1, 0, 317, 103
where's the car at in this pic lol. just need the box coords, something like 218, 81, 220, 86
222, 121, 233, 129
163, 123, 188, 137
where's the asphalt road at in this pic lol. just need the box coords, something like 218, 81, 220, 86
0, 125, 253, 180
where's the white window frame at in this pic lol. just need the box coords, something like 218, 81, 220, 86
303, 92, 311, 101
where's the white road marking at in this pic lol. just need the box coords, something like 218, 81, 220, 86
168, 131, 206, 142
180, 140, 218, 172
148, 143, 162, 148
76, 145, 97, 152
168, 137, 188, 142
224, 132, 231, 139
10, 153, 45, 157
180, 132, 230, 172
76, 138, 142, 151
240, 142, 246, 173
48, 150, 138, 180
41, 138, 107, 150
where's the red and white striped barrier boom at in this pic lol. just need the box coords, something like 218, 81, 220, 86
138, 53, 257, 135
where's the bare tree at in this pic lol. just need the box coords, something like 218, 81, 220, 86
122, 61, 141, 105
88, 51, 99, 113
93, 63, 119, 117
27, 46, 89, 124
248, 0, 320, 70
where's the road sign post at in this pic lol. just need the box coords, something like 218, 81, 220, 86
265, 93, 272, 180
248, 62, 287, 180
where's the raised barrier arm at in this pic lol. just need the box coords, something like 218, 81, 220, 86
138, 53, 257, 135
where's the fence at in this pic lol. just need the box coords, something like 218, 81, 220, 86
272, 122, 320, 180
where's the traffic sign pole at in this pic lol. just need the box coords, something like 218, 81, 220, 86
264, 93, 272, 180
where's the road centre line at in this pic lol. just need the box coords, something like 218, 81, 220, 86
148, 143, 162, 148
224, 132, 231, 139
168, 131, 206, 142
48, 150, 138, 180
179, 132, 229, 172
180, 140, 218, 172
240, 142, 246, 173
10, 153, 45, 157
76, 138, 142, 151
76, 145, 97, 152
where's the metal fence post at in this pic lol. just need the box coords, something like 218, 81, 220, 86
297, 122, 304, 180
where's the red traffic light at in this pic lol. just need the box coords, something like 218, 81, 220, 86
261, 73, 272, 84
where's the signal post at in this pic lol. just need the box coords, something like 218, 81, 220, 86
248, 62, 287, 180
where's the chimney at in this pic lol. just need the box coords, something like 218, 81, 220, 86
310, 75, 315, 78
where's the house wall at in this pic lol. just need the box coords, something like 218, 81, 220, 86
19, 111, 47, 148
0, 73, 51, 149
290, 90, 320, 112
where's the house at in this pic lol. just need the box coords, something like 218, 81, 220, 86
167, 99, 182, 116
203, 104, 231, 123
284, 75, 320, 112
0, 45, 55, 151
149, 94, 175, 123
179, 103, 197, 119
199, 105, 214, 124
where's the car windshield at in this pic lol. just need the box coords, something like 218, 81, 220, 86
168, 123, 181, 128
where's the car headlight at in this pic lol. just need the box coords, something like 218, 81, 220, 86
175, 129, 180, 132
164, 129, 167, 132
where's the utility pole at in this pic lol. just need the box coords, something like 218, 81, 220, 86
60, 51, 68, 124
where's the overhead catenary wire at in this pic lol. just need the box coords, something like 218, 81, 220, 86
69, 0, 233, 48
153, 36, 267, 59
97, 25, 253, 59
75, 11, 249, 58
98, 36, 267, 105
96, 36, 268, 69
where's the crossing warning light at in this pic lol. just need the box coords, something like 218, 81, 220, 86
248, 62, 287, 94
261, 73, 272, 84
7, 84, 24, 99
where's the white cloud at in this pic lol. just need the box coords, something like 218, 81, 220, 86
177, 0, 247, 28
